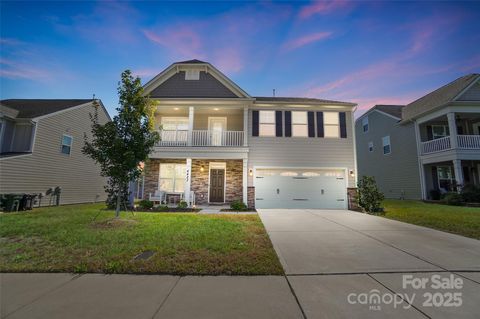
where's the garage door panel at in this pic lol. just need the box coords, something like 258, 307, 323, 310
255, 169, 346, 209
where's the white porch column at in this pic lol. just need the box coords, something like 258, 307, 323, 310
185, 158, 192, 206
243, 106, 248, 147
453, 159, 464, 188
414, 121, 427, 199
447, 112, 458, 149
242, 158, 248, 204
187, 106, 194, 146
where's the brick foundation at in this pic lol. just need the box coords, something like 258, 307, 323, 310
247, 186, 255, 209
347, 187, 360, 211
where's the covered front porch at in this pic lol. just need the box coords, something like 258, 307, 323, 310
423, 160, 480, 199
143, 158, 248, 207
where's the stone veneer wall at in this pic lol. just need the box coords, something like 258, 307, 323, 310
191, 159, 243, 205
143, 159, 186, 199
347, 187, 360, 211
247, 186, 255, 209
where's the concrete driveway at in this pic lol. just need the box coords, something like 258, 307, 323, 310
258, 208, 480, 318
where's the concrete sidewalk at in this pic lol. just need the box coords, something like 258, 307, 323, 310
1, 273, 304, 319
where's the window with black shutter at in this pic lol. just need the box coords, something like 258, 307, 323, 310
252, 110, 259, 137
284, 111, 292, 137
308, 111, 315, 137
339, 112, 347, 138
316, 112, 324, 137
275, 111, 283, 137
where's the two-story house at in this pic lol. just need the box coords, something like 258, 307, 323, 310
355, 74, 480, 200
0, 99, 110, 205
142, 60, 357, 209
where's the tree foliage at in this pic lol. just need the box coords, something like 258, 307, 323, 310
83, 70, 159, 217
357, 175, 385, 214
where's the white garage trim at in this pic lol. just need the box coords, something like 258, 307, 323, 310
253, 166, 348, 209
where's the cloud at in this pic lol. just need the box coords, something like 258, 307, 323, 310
143, 27, 204, 60
298, 1, 353, 19
0, 58, 52, 80
283, 31, 333, 51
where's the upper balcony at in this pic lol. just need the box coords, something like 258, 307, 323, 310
154, 105, 248, 148
419, 111, 480, 155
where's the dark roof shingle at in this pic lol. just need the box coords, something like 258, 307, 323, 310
402, 73, 480, 121
254, 96, 355, 106
373, 105, 405, 119
1, 99, 93, 118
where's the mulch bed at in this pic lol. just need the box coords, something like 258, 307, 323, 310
219, 209, 257, 213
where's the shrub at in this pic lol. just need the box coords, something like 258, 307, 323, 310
357, 176, 385, 214
461, 185, 480, 203
153, 205, 169, 212
177, 200, 188, 209
230, 200, 247, 211
444, 192, 463, 206
429, 189, 441, 201
138, 199, 154, 210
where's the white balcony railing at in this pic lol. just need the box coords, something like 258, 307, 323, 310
458, 135, 480, 149
422, 136, 451, 154
156, 130, 244, 147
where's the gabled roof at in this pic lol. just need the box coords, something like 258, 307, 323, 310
254, 96, 355, 106
176, 59, 207, 64
373, 105, 405, 119
402, 73, 480, 121
0, 99, 93, 119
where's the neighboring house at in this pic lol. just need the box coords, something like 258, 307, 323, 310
0, 99, 110, 205
356, 74, 480, 200
142, 59, 357, 209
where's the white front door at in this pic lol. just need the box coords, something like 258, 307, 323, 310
208, 117, 227, 146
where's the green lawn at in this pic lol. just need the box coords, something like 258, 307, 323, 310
0, 203, 283, 275
383, 199, 480, 239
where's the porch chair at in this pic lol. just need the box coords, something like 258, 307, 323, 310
149, 190, 166, 205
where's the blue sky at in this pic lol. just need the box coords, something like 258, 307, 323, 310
1, 1, 479, 116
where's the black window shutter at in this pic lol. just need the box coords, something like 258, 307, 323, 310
316, 112, 324, 137
431, 166, 439, 191
307, 111, 315, 137
252, 110, 259, 137
339, 112, 347, 138
426, 125, 433, 140
275, 111, 283, 137
284, 111, 292, 137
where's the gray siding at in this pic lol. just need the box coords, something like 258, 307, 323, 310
0, 103, 109, 205
458, 82, 480, 101
355, 111, 422, 199
247, 108, 356, 187
150, 71, 238, 98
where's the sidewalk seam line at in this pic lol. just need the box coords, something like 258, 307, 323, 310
150, 276, 181, 319
284, 275, 308, 319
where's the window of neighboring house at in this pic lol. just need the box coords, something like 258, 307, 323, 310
292, 111, 308, 137
61, 134, 73, 155
161, 117, 189, 142
11, 123, 34, 152
159, 163, 186, 193
368, 141, 373, 152
382, 136, 391, 155
437, 166, 453, 191
185, 70, 200, 80
362, 117, 369, 132
324, 112, 340, 138
432, 125, 449, 139
259, 110, 275, 136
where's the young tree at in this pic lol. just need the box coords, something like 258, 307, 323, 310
83, 70, 159, 217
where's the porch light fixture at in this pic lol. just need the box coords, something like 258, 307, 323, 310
214, 108, 219, 111
174, 107, 179, 111
349, 170, 355, 177
200, 167, 204, 172
249, 169, 253, 176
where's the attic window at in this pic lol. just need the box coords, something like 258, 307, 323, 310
185, 70, 200, 80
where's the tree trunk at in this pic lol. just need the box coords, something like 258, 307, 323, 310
115, 188, 121, 218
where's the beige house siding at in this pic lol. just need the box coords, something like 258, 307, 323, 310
154, 112, 243, 131
355, 111, 422, 199
247, 109, 356, 187
0, 103, 109, 205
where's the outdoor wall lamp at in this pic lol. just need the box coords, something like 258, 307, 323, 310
200, 166, 204, 172
249, 169, 253, 176
349, 170, 355, 177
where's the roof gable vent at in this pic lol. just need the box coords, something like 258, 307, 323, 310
185, 70, 200, 80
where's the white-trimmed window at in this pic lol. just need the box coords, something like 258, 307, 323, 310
437, 166, 453, 191
368, 141, 373, 152
185, 70, 200, 80
292, 111, 308, 137
159, 163, 186, 193
362, 116, 369, 132
161, 117, 188, 142
324, 112, 339, 138
382, 136, 391, 155
61, 134, 73, 155
432, 125, 449, 139
259, 111, 275, 136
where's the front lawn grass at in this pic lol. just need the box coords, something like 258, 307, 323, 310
0, 203, 283, 275
383, 199, 480, 239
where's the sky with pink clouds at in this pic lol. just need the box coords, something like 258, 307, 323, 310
1, 1, 479, 116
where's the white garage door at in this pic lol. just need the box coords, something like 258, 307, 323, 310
254, 168, 347, 209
